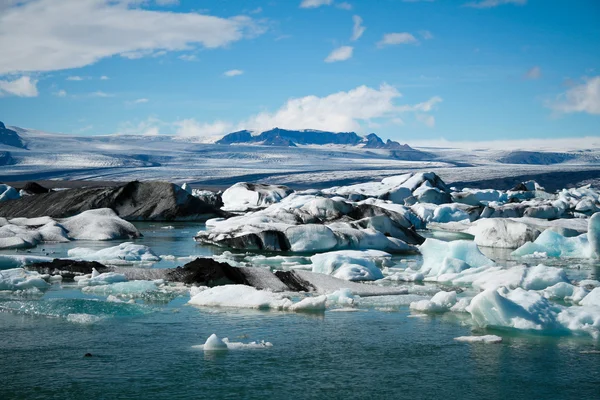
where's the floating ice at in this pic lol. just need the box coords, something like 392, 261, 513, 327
326, 288, 357, 306
188, 285, 293, 310
310, 250, 389, 281
195, 334, 273, 351
59, 209, 140, 241
410, 291, 457, 313
512, 229, 590, 258
68, 242, 160, 264
66, 313, 104, 324
0, 184, 20, 202
0, 268, 50, 291
542, 282, 588, 304
419, 238, 494, 277
580, 287, 600, 308
590, 213, 600, 258
289, 295, 327, 311
77, 272, 128, 286
221, 182, 292, 211
454, 335, 503, 344
82, 280, 160, 296
467, 219, 540, 249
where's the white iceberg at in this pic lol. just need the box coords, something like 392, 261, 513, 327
68, 242, 160, 264
410, 290, 458, 313
454, 335, 503, 344
310, 250, 389, 281
0, 268, 50, 291
221, 182, 292, 211
188, 284, 293, 310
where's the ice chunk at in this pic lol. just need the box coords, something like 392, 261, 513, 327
580, 287, 600, 308
521, 264, 570, 291
0, 184, 20, 202
419, 238, 494, 276
81, 280, 159, 296
289, 295, 327, 312
285, 225, 338, 252
188, 285, 293, 310
77, 272, 128, 286
467, 287, 560, 331
222, 182, 292, 211
410, 291, 457, 313
68, 242, 160, 264
467, 219, 540, 249
66, 313, 104, 324
542, 282, 588, 304
60, 208, 140, 241
326, 288, 357, 306
454, 335, 502, 344
512, 229, 590, 258
590, 213, 600, 258
0, 268, 50, 291
202, 334, 228, 351
310, 250, 389, 281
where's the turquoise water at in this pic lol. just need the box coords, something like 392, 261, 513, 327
1, 223, 600, 399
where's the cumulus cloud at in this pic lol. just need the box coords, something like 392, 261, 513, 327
377, 33, 419, 47
100, 75, 109, 80
239, 84, 442, 132
0, 0, 264, 74
300, 0, 333, 8
67, 76, 84, 81
525, 66, 541, 80
175, 119, 233, 137
351, 15, 365, 41
224, 69, 244, 77
548, 76, 600, 115
325, 46, 353, 63
0, 76, 38, 97
464, 0, 526, 8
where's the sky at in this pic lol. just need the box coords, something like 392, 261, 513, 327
0, 0, 599, 143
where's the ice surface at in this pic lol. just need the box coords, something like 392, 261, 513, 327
0, 184, 20, 202
512, 229, 591, 258
68, 242, 160, 264
467, 219, 540, 249
310, 250, 389, 281
326, 288, 357, 306
221, 182, 292, 211
289, 295, 327, 311
580, 287, 600, 308
60, 209, 140, 241
81, 280, 160, 296
410, 290, 457, 313
194, 334, 273, 351
589, 213, 600, 258
0, 268, 50, 291
77, 272, 128, 286
188, 285, 293, 310
454, 335, 503, 344
542, 282, 588, 304
419, 238, 494, 276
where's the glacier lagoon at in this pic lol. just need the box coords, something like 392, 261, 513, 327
1, 222, 600, 400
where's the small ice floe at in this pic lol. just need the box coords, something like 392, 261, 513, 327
0, 268, 50, 291
68, 242, 160, 265
410, 291, 457, 313
289, 295, 327, 312
194, 334, 273, 351
310, 250, 390, 281
188, 285, 293, 310
66, 313, 104, 324
454, 335, 503, 344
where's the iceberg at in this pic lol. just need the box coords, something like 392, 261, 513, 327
310, 250, 390, 281
512, 229, 590, 258
0, 184, 20, 203
410, 290, 458, 313
221, 182, 292, 211
454, 335, 503, 344
419, 238, 494, 277
467, 218, 540, 249
0, 268, 50, 291
68, 242, 160, 264
188, 284, 293, 310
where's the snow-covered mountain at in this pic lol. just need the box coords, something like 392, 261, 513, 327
216, 127, 415, 150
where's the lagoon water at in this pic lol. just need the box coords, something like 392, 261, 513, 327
2, 223, 600, 399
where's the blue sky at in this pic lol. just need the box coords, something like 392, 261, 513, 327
0, 0, 598, 142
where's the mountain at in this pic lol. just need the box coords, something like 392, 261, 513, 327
216, 127, 411, 150
0, 121, 26, 149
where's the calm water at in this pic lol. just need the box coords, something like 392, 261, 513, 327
1, 223, 599, 400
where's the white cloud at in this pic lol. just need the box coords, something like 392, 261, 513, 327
90, 91, 113, 97
100, 75, 109, 80
67, 75, 84, 81
419, 30, 434, 40
548, 76, 600, 115
117, 117, 165, 136
155, 0, 179, 5
325, 46, 353, 63
464, 0, 526, 8
0, 0, 264, 74
55, 89, 67, 97
224, 69, 244, 77
132, 98, 149, 104
336, 2, 352, 10
239, 84, 442, 132
300, 0, 333, 8
416, 113, 435, 127
377, 33, 419, 47
525, 66, 541, 80
351, 15, 365, 41
0, 76, 38, 97
175, 119, 233, 137
178, 54, 198, 61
